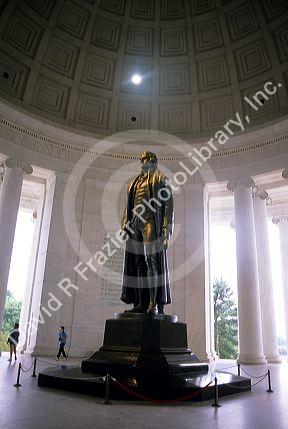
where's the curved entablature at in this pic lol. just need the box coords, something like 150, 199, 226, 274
1, 99, 288, 183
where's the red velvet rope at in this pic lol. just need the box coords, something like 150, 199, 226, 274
112, 378, 214, 403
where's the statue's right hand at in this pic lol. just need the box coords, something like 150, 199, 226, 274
121, 224, 132, 239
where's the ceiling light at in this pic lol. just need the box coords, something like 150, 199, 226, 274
131, 74, 142, 85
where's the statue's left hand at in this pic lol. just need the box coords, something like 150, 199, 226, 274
162, 228, 169, 250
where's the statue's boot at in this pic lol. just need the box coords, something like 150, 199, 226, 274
130, 301, 146, 313
146, 256, 158, 315
124, 306, 145, 313
147, 302, 158, 315
158, 304, 165, 315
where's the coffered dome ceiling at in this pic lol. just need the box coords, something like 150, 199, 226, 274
0, 0, 287, 138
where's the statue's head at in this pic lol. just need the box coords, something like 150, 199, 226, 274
140, 151, 158, 173
139, 151, 158, 172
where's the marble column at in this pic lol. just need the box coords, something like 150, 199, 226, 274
272, 216, 288, 350
227, 178, 266, 364
0, 158, 33, 333
278, 168, 288, 346
253, 191, 281, 362
184, 184, 210, 361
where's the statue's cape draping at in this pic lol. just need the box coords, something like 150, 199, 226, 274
120, 168, 173, 305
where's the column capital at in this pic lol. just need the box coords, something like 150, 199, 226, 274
5, 158, 33, 175
227, 177, 254, 192
0, 161, 5, 183
253, 190, 268, 200
272, 215, 288, 225
282, 169, 288, 179
252, 189, 272, 206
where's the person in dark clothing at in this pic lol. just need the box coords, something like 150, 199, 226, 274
7, 322, 19, 362
55, 326, 67, 360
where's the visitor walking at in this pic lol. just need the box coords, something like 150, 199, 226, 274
55, 326, 67, 360
7, 322, 19, 362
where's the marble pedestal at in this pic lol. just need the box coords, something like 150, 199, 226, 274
82, 313, 206, 377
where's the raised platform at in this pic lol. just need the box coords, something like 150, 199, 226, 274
38, 313, 251, 402
38, 366, 251, 402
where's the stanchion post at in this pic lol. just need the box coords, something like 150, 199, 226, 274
14, 363, 22, 387
103, 373, 112, 405
31, 358, 37, 377
266, 369, 273, 393
237, 363, 240, 376
212, 377, 221, 408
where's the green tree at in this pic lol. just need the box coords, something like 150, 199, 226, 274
0, 290, 22, 351
213, 278, 238, 359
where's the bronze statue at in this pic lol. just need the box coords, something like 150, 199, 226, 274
121, 151, 174, 315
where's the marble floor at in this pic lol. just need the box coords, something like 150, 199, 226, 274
0, 352, 288, 429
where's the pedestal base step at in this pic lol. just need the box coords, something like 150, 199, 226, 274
38, 366, 251, 402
